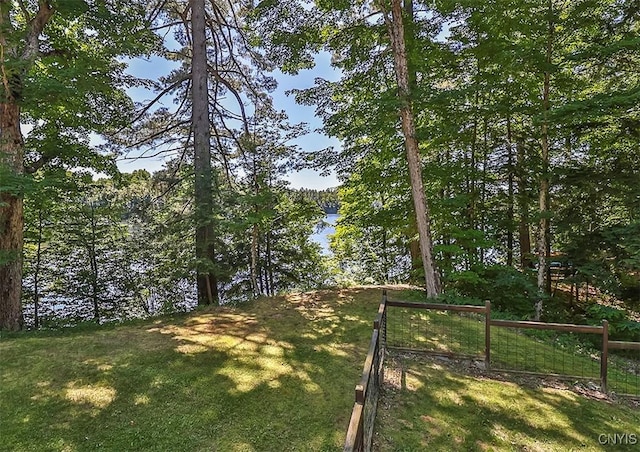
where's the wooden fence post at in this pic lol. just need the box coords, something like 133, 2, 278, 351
600, 320, 608, 393
485, 301, 491, 370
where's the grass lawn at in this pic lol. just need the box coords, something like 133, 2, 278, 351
2, 286, 639, 451
386, 305, 640, 395
377, 353, 640, 451
1, 288, 381, 452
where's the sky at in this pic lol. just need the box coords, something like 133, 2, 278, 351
119, 51, 341, 191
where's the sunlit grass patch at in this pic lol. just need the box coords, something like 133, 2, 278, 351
377, 354, 640, 451
0, 287, 383, 451
65, 383, 117, 410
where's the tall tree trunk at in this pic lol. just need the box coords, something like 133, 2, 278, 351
251, 223, 259, 296
402, 0, 422, 279
33, 209, 44, 329
506, 116, 514, 267
407, 218, 421, 276
480, 116, 488, 264
382, 0, 440, 297
257, 238, 264, 296
0, 0, 54, 331
468, 90, 479, 269
535, 0, 554, 320
266, 230, 274, 296
0, 102, 24, 331
250, 155, 260, 296
516, 137, 532, 269
89, 205, 99, 323
191, 0, 218, 305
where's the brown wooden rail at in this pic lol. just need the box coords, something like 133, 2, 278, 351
609, 341, 640, 351
490, 319, 604, 334
386, 299, 486, 313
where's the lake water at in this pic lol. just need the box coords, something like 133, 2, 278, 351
311, 214, 339, 254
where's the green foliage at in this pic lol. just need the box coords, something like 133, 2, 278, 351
11, 1, 160, 173
297, 187, 340, 213
586, 304, 628, 324
250, 0, 640, 318
12, 0, 640, 329
449, 265, 539, 318
330, 163, 414, 285
559, 220, 640, 304
436, 291, 483, 307
586, 304, 640, 341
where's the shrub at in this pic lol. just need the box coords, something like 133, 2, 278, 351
448, 265, 538, 318
586, 304, 640, 341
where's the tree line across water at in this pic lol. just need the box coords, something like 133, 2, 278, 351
1, 1, 639, 333
22, 170, 341, 328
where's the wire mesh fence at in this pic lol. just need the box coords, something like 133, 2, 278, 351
608, 343, 640, 397
383, 296, 640, 398
385, 301, 486, 359
346, 292, 640, 451
490, 326, 602, 380
344, 296, 386, 452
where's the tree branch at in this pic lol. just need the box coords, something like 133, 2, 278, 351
22, 1, 55, 61
24, 155, 52, 174
17, 0, 31, 22
132, 74, 189, 124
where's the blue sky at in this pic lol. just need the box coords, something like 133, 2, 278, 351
119, 51, 341, 190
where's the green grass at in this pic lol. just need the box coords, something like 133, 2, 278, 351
376, 354, 640, 451
2, 287, 639, 451
0, 288, 381, 452
386, 307, 640, 395
380, 306, 640, 451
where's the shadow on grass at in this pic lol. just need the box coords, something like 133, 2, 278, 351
0, 287, 390, 452
377, 354, 640, 451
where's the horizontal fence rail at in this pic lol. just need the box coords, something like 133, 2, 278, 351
609, 341, 640, 351
383, 297, 639, 398
345, 291, 640, 451
386, 300, 486, 313
490, 319, 604, 334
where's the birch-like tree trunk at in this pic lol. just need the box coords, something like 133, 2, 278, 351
0, 101, 24, 331
381, 0, 440, 297
535, 0, 554, 320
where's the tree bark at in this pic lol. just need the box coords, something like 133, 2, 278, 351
88, 203, 99, 323
468, 91, 479, 268
266, 230, 274, 296
407, 217, 421, 275
535, 0, 554, 320
0, 102, 24, 331
251, 223, 259, 296
516, 137, 532, 269
0, 0, 55, 330
506, 116, 514, 267
382, 0, 440, 297
34, 209, 43, 329
191, 0, 218, 305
